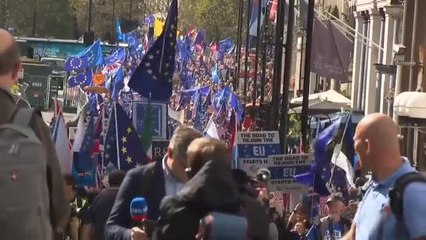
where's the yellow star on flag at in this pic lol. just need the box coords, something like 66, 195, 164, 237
126, 156, 133, 164
121, 136, 127, 143
121, 147, 128, 154
126, 127, 132, 134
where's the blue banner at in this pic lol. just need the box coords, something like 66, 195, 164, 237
268, 154, 313, 192
237, 131, 281, 177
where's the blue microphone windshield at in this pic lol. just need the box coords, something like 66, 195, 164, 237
130, 197, 148, 222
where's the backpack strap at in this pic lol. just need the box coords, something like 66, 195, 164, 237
13, 108, 35, 127
389, 172, 426, 239
389, 172, 426, 221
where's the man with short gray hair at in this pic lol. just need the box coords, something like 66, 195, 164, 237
106, 126, 203, 240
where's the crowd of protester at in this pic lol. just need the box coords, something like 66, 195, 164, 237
2, 27, 426, 240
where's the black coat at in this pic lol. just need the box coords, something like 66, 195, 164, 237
156, 160, 269, 240
105, 160, 166, 240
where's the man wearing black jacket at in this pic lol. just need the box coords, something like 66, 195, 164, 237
156, 137, 269, 240
105, 126, 202, 240
90, 170, 125, 240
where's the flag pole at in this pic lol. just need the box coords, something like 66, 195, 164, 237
270, 0, 285, 130
159, 0, 172, 73
243, 0, 251, 97
235, 0, 244, 90
301, 0, 315, 150
251, 0, 263, 107
114, 102, 121, 169
328, 114, 351, 189
280, 0, 295, 154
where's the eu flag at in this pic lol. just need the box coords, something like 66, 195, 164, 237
73, 116, 96, 186
104, 48, 126, 65
128, 0, 178, 101
218, 38, 234, 61
180, 68, 194, 89
78, 40, 104, 67
194, 91, 203, 132
230, 93, 244, 122
68, 70, 93, 88
115, 102, 148, 171
111, 67, 125, 100
103, 107, 117, 168
124, 30, 141, 49
214, 86, 231, 110
65, 55, 89, 71
178, 37, 192, 67
294, 119, 341, 195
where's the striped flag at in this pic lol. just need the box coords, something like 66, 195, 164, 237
52, 112, 73, 174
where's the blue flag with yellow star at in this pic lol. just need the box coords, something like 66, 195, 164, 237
68, 70, 93, 88
109, 102, 148, 172
78, 40, 104, 67
128, 0, 178, 101
103, 106, 117, 168
72, 115, 96, 186
65, 55, 89, 71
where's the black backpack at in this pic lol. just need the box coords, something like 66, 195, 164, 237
389, 172, 426, 221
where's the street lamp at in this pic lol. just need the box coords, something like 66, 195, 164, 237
32, 0, 37, 36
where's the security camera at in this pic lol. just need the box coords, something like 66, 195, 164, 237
393, 44, 407, 64
393, 44, 407, 55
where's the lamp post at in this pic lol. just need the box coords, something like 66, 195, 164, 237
235, 0, 244, 90
129, 0, 133, 19
270, 0, 285, 130
32, 0, 37, 36
88, 0, 93, 32
243, 0, 251, 97
112, 0, 116, 36
280, 0, 295, 154
300, 0, 315, 151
